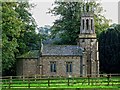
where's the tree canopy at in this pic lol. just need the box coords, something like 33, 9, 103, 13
2, 2, 24, 74
2, 1, 40, 76
99, 24, 120, 74
49, 1, 110, 45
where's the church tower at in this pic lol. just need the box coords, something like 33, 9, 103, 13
78, 0, 99, 77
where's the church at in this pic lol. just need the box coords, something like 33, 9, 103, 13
16, 1, 99, 77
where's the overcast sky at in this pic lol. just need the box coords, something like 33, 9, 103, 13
30, 0, 119, 27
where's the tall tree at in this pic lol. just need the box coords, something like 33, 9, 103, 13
49, 1, 110, 45
99, 24, 120, 74
2, 1, 39, 75
2, 2, 24, 75
15, 2, 37, 55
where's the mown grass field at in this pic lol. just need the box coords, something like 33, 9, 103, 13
1, 76, 120, 89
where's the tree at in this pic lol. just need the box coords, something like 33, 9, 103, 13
49, 1, 110, 45
2, 2, 24, 75
99, 24, 120, 74
2, 2, 39, 75
15, 2, 38, 55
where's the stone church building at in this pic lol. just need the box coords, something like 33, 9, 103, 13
16, 1, 99, 77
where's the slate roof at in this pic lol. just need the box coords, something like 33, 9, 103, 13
42, 45, 83, 56
17, 45, 84, 59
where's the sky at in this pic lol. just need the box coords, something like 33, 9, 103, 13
30, 0, 119, 27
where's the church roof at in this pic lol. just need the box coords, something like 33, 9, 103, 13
17, 45, 84, 59
42, 45, 83, 56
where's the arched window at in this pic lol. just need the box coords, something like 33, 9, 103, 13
83, 19, 84, 30
87, 5, 89, 12
86, 19, 89, 30
91, 19, 93, 30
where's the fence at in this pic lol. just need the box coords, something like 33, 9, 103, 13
1, 74, 120, 89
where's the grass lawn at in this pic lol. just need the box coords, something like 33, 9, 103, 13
2, 77, 120, 89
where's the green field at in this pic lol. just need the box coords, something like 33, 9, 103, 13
2, 89, 120, 90
2, 77, 120, 89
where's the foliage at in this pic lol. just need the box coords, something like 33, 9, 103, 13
49, 1, 110, 45
99, 24, 120, 74
2, 2, 24, 74
17, 50, 39, 58
15, 2, 39, 55
2, 2, 39, 76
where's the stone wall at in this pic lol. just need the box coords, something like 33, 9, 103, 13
16, 59, 38, 76
16, 52, 99, 77
23, 59, 37, 76
78, 36, 99, 77
40, 56, 81, 77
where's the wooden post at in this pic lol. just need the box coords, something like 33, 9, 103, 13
48, 77, 50, 87
107, 74, 111, 86
88, 75, 90, 85
10, 76, 12, 83
68, 78, 70, 86
91, 77, 93, 85
22, 76, 25, 85
28, 78, 30, 88
9, 77, 11, 89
